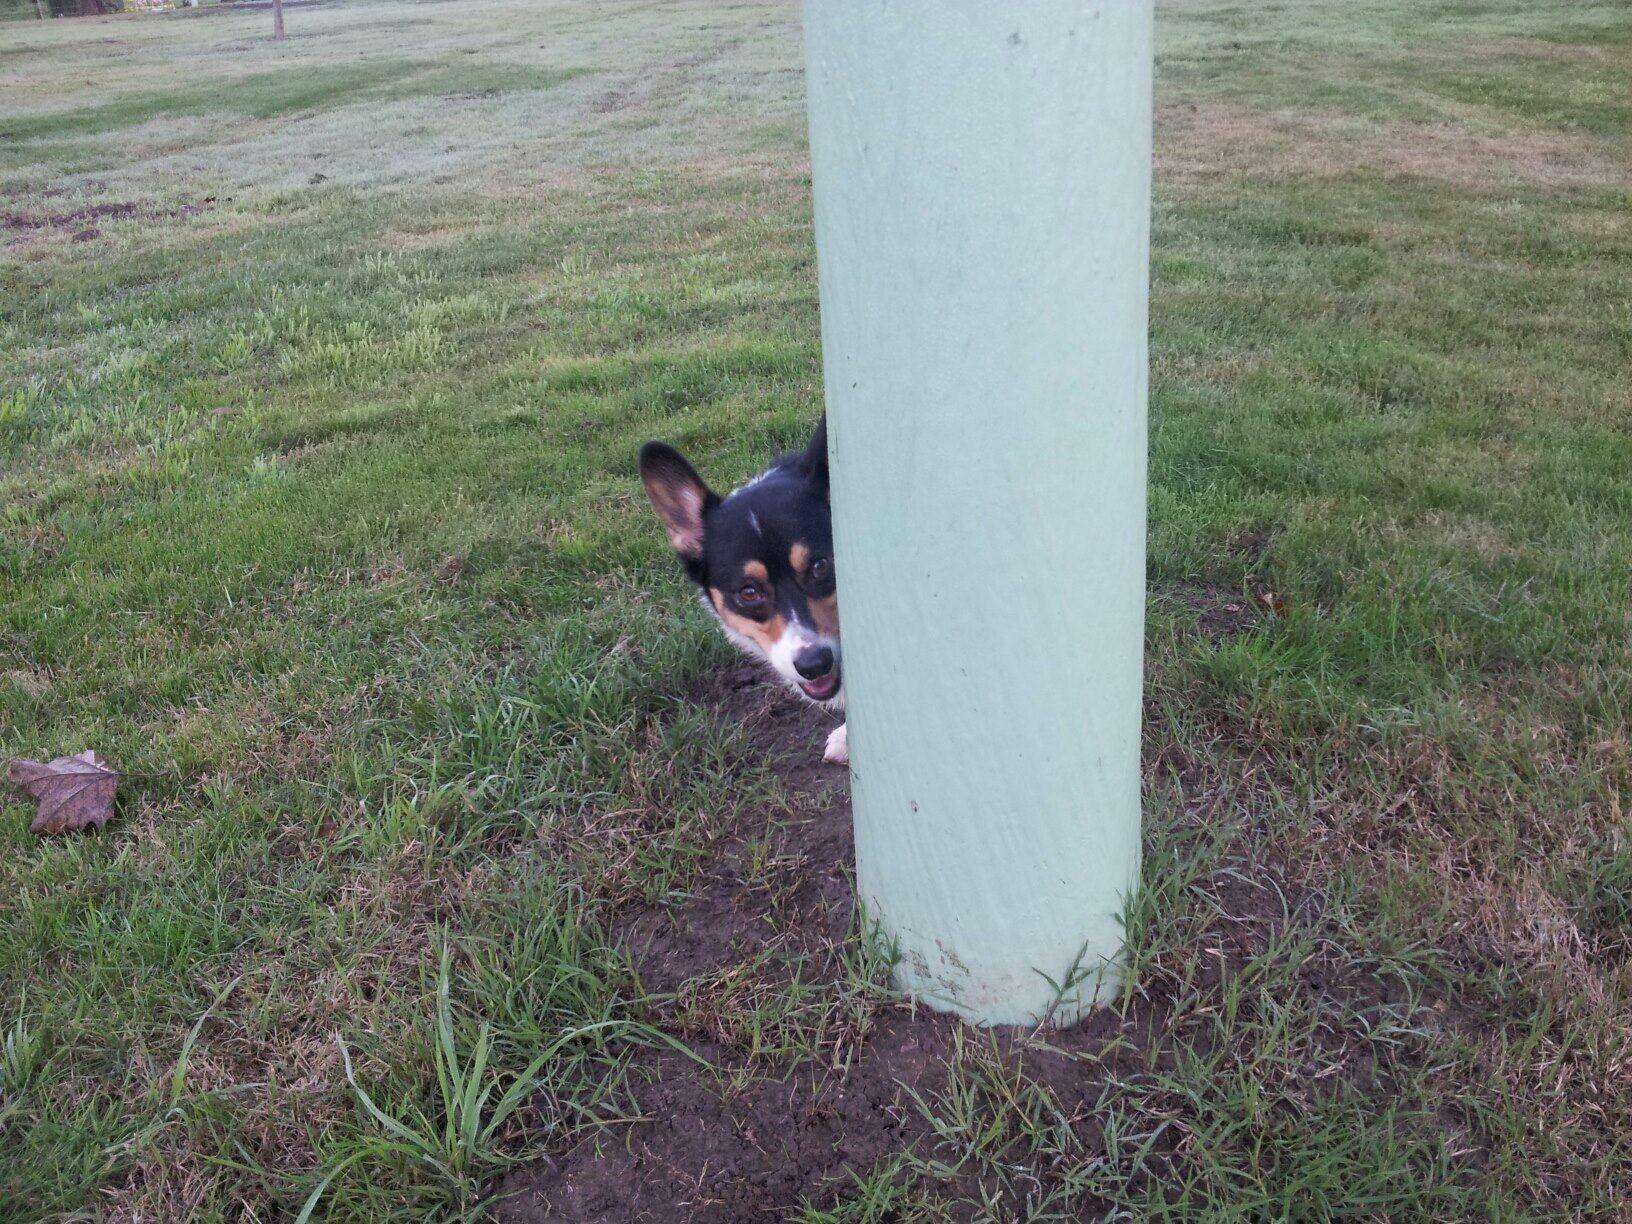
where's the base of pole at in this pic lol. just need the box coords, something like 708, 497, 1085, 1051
886, 923, 1126, 1029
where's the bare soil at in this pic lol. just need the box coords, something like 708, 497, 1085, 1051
490, 671, 1175, 1221
493, 648, 1476, 1220
1156, 100, 1626, 190
0, 198, 217, 245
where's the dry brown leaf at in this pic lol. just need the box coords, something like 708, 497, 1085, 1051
7, 751, 119, 835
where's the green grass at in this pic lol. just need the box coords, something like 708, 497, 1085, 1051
2, 0, 1630, 1218
0, 60, 590, 142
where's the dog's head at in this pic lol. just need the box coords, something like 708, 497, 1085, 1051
639, 419, 841, 703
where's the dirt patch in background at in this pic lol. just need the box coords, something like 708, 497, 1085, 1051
1157, 100, 1626, 191
1, 197, 219, 247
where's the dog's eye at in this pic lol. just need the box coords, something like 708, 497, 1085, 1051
737, 582, 767, 608
809, 557, 833, 584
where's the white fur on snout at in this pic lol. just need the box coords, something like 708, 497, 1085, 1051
767, 618, 820, 685
703, 594, 842, 708
769, 617, 844, 705
695, 597, 842, 714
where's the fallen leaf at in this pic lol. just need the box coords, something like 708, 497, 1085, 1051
7, 751, 119, 835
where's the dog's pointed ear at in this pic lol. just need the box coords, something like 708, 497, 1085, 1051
795, 415, 829, 497
639, 442, 718, 565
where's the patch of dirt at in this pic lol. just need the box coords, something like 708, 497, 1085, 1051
1158, 100, 1626, 191
489, 670, 1314, 1222
1161, 531, 1285, 639
1459, 37, 1628, 70
590, 36, 746, 117
1, 200, 140, 230
0, 197, 218, 247
490, 632, 1521, 1220
490, 673, 1002, 1220
1169, 581, 1266, 638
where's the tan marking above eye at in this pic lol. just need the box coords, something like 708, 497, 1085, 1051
743, 560, 769, 585
710, 588, 788, 654
789, 543, 811, 575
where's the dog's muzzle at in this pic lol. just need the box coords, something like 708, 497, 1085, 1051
794, 644, 840, 700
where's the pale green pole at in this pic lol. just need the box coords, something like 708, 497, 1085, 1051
803, 0, 1152, 1026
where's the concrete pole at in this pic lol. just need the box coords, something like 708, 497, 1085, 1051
803, 1, 1152, 1026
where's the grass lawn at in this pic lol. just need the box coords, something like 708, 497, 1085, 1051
2, 0, 1630, 1217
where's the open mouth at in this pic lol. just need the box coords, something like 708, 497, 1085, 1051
799, 672, 841, 701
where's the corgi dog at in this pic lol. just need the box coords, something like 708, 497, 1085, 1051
639, 419, 847, 764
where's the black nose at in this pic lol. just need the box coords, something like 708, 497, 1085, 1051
794, 644, 835, 680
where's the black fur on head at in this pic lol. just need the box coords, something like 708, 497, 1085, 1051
638, 417, 841, 701
791, 415, 828, 494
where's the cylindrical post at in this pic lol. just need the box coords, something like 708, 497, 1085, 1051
804, 1, 1152, 1026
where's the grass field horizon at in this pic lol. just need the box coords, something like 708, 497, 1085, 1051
3, 0, 1630, 1217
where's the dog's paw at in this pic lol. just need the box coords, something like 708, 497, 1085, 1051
823, 722, 849, 765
